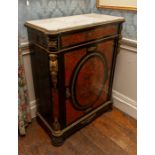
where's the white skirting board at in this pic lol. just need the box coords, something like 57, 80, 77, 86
112, 90, 137, 119
29, 100, 37, 118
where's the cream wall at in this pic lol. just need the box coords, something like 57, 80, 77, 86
21, 38, 137, 119
113, 39, 137, 119
114, 43, 137, 100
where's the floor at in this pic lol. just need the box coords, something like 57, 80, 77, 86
19, 107, 137, 155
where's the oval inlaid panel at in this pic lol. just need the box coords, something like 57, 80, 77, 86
71, 52, 108, 110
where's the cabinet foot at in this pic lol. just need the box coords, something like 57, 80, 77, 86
51, 136, 64, 147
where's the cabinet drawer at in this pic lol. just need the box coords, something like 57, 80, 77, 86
61, 24, 118, 48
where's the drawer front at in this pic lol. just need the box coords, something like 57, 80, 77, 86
64, 39, 115, 125
61, 24, 118, 48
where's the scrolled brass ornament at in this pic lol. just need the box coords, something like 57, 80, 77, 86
48, 40, 57, 48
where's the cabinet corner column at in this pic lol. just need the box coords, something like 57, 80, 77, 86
49, 54, 61, 131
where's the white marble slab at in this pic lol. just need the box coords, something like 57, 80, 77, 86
25, 13, 124, 33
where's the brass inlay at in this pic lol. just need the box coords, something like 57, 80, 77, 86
85, 107, 93, 113
80, 113, 96, 125
87, 46, 97, 52
49, 54, 58, 89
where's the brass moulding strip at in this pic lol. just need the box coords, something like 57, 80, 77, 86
80, 113, 96, 124
37, 100, 112, 137
31, 34, 119, 54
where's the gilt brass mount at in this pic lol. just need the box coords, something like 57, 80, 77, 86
49, 54, 58, 89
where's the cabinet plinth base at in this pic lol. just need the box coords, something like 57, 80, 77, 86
37, 101, 113, 146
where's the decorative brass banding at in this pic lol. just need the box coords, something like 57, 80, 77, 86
80, 113, 96, 125
85, 107, 93, 113
49, 54, 58, 89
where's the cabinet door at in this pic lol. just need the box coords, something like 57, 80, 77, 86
64, 39, 115, 125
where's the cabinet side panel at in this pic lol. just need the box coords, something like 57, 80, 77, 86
30, 46, 53, 126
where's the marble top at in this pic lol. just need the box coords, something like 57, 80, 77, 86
25, 13, 124, 34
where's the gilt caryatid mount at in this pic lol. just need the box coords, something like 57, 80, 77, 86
49, 54, 58, 89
